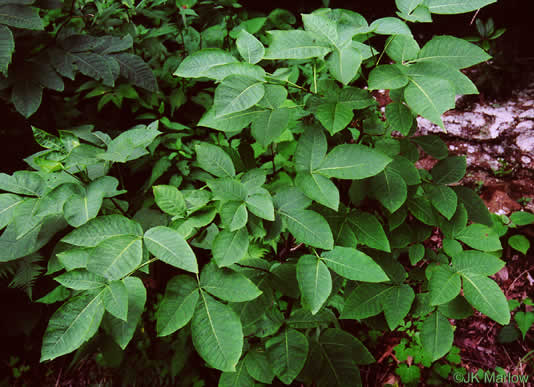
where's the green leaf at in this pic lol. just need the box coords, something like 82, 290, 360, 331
431, 156, 466, 184
236, 30, 264, 64
87, 235, 143, 280
0, 171, 44, 196
368, 64, 409, 90
266, 328, 309, 385
462, 274, 510, 325
341, 283, 389, 319
302, 13, 338, 47
407, 197, 438, 226
212, 228, 249, 267
144, 226, 198, 273
64, 177, 122, 227
382, 284, 415, 329
192, 291, 243, 372
428, 184, 457, 220
442, 238, 462, 257
156, 275, 199, 336
409, 243, 425, 264
508, 234, 530, 255
404, 61, 478, 95
295, 125, 327, 173
427, 0, 497, 15
404, 76, 455, 129
438, 295, 473, 319
385, 34, 420, 63
61, 215, 143, 247
200, 262, 261, 302
41, 291, 105, 361
112, 53, 157, 92
0, 193, 23, 228
264, 30, 332, 59
203, 62, 265, 82
296, 173, 339, 211
98, 125, 161, 163
429, 265, 461, 305
370, 169, 407, 213
288, 309, 336, 329
420, 312, 453, 361
452, 250, 505, 276
348, 210, 391, 252
174, 49, 238, 78
280, 209, 334, 250
321, 246, 389, 282
385, 102, 413, 136
214, 75, 265, 117
103, 276, 146, 349
274, 186, 312, 212
396, 0, 424, 16
0, 4, 43, 30
320, 328, 375, 365
453, 186, 492, 227
229, 203, 248, 231
245, 349, 275, 384
207, 178, 248, 202
411, 135, 448, 160
36, 285, 71, 305
246, 189, 274, 221
510, 211, 534, 226
514, 312, 534, 340
54, 270, 106, 290
219, 359, 255, 387
153, 185, 186, 217
370, 17, 412, 36
327, 45, 362, 85
68, 52, 116, 87
314, 102, 353, 135
316, 144, 391, 180
102, 280, 128, 321
312, 329, 371, 386
0, 25, 14, 74
198, 106, 260, 133
258, 84, 288, 109
195, 143, 235, 178
297, 255, 332, 314
455, 224, 501, 252
11, 80, 42, 118
417, 35, 490, 69
251, 108, 290, 147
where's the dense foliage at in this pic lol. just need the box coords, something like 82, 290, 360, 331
1, 0, 533, 385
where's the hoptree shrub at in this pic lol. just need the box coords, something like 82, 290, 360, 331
0, 0, 509, 385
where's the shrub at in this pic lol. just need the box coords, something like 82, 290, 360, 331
2, 0, 520, 385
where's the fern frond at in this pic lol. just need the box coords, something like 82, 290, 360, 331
9, 254, 44, 300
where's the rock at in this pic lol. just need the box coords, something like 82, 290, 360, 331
484, 190, 521, 215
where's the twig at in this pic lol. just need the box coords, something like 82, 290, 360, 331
55, 368, 62, 387
470, 8, 481, 25
506, 266, 534, 295
235, 263, 271, 274
110, 197, 129, 217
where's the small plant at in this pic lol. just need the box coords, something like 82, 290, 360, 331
492, 158, 514, 177
518, 196, 533, 206
464, 17, 506, 54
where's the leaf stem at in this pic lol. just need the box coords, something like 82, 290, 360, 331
124, 257, 158, 278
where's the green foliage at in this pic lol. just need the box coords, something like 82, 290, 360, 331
0, 0, 521, 385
